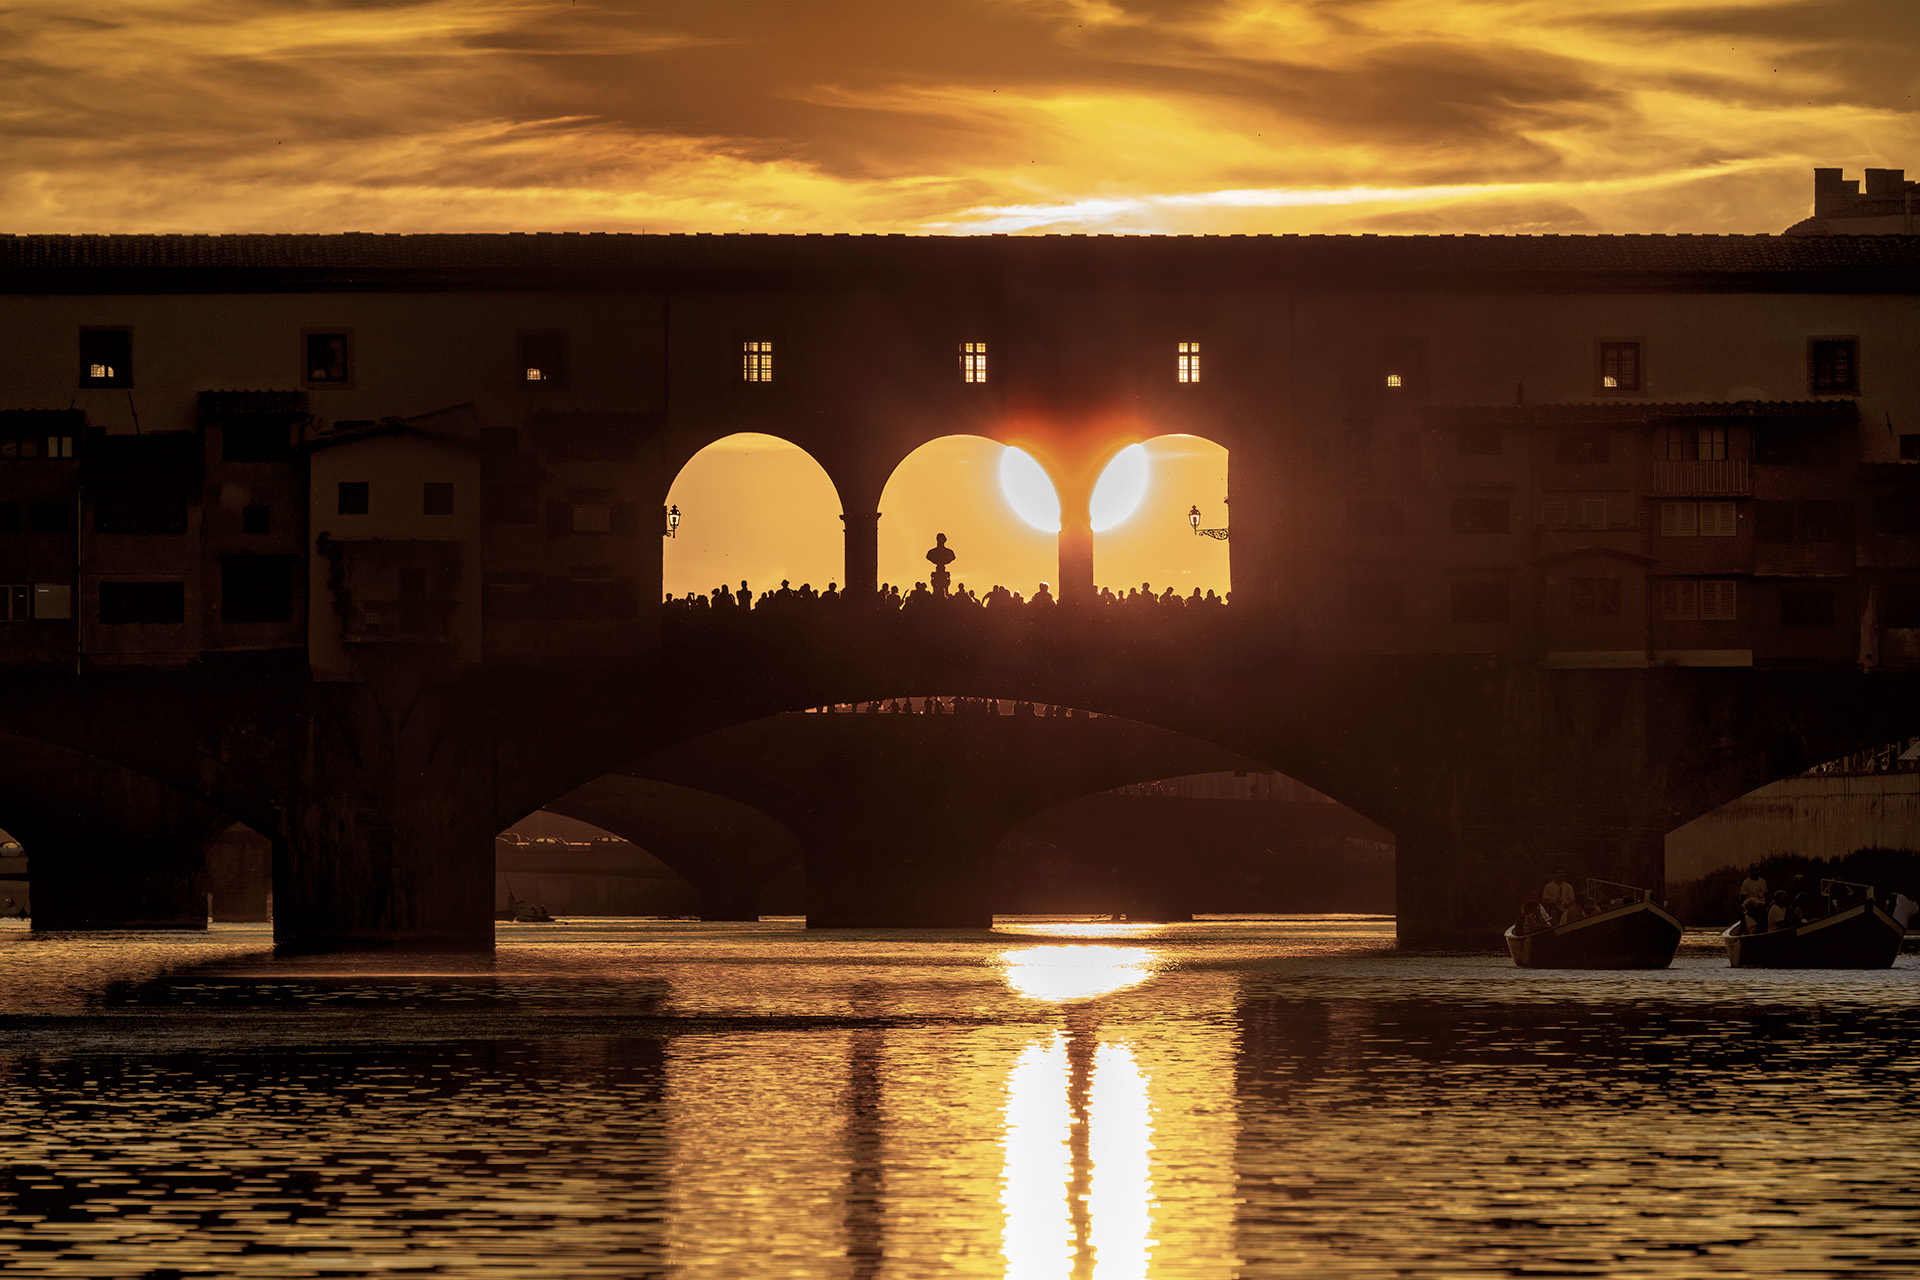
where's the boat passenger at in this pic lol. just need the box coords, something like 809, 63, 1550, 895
1767, 890, 1790, 931
1542, 870, 1576, 917
1740, 897, 1766, 936
1737, 865, 1769, 914
1788, 893, 1811, 928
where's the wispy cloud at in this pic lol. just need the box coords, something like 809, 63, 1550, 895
0, 0, 1913, 235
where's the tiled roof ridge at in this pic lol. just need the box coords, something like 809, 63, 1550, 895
1427, 399, 1861, 423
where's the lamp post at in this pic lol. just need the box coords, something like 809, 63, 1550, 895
666, 504, 681, 539
1189, 503, 1228, 540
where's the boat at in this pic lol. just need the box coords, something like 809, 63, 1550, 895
1505, 879, 1683, 969
1723, 881, 1909, 969
493, 888, 555, 923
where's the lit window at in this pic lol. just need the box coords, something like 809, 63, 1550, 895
305, 332, 351, 385
519, 332, 568, 389
961, 341, 987, 384
743, 340, 774, 383
79, 328, 132, 388
1598, 341, 1640, 392
1178, 341, 1200, 384
1385, 373, 1403, 388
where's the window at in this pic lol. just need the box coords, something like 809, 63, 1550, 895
1660, 501, 1699, 538
0, 503, 15, 532
1658, 580, 1738, 621
423, 482, 455, 516
1780, 585, 1835, 628
304, 331, 351, 386
1345, 582, 1403, 624
32, 584, 70, 619
99, 581, 185, 625
221, 558, 295, 624
1, 584, 28, 621
337, 481, 369, 515
1379, 338, 1427, 395
1451, 497, 1509, 535
1661, 501, 1737, 537
1455, 425, 1502, 455
1809, 338, 1859, 394
1, 435, 71, 459
1542, 500, 1571, 528
79, 328, 132, 388
571, 503, 612, 534
27, 501, 70, 534
519, 331, 568, 388
242, 505, 271, 535
1556, 430, 1609, 464
1571, 577, 1621, 616
961, 341, 987, 384
1799, 500, 1851, 543
1580, 498, 1610, 531
95, 497, 188, 535
1597, 341, 1641, 392
484, 575, 543, 619
742, 340, 774, 383
1177, 341, 1200, 384
483, 482, 539, 525
1451, 581, 1509, 623
1901, 434, 1920, 461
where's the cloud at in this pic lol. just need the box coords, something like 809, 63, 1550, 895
0, 0, 1914, 235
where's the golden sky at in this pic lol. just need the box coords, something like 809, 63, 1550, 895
4, 0, 1916, 236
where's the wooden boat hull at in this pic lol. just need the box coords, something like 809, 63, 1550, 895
1505, 900, 1683, 969
1723, 904, 1905, 969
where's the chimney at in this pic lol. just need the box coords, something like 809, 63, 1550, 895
1865, 168, 1905, 197
1814, 167, 1848, 215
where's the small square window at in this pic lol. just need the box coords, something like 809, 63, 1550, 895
1379, 338, 1427, 396
1597, 341, 1641, 393
338, 481, 369, 515
2, 584, 29, 621
1702, 579, 1737, 620
1177, 341, 1200, 384
961, 341, 987, 384
423, 482, 454, 516
79, 328, 132, 388
743, 340, 774, 383
1580, 497, 1609, 530
304, 331, 352, 386
1660, 501, 1699, 537
1700, 501, 1738, 537
519, 331, 569, 389
1810, 338, 1859, 395
0, 503, 17, 532
1900, 434, 1920, 461
242, 505, 271, 534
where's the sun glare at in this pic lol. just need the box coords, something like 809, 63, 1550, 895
1090, 445, 1149, 533
1001, 946, 1156, 1002
999, 446, 1062, 533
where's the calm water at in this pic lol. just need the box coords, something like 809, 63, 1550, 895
0, 916, 1914, 1279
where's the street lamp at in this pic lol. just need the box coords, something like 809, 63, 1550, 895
1188, 505, 1202, 535
1189, 503, 1229, 541
666, 504, 681, 538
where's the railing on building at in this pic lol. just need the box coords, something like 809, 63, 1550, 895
1802, 737, 1920, 775
1649, 458, 1751, 496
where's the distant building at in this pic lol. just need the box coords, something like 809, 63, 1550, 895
1785, 166, 1919, 235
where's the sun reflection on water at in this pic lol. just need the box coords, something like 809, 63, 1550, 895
1000, 946, 1156, 1002
1002, 1033, 1073, 1280
1088, 1042, 1155, 1280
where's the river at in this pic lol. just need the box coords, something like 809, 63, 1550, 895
0, 917, 1913, 1278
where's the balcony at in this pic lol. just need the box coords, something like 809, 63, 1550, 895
1650, 458, 1750, 496
344, 598, 455, 641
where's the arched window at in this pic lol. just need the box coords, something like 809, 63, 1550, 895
664, 434, 842, 600
1093, 434, 1229, 598
878, 436, 1057, 598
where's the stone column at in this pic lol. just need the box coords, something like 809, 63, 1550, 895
841, 508, 880, 598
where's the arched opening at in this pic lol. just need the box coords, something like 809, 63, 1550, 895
1665, 736, 1920, 925
879, 435, 1057, 598
663, 433, 843, 601
1091, 434, 1230, 599
494, 804, 714, 920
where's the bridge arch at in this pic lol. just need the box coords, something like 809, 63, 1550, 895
1091, 433, 1230, 600
663, 432, 845, 601
877, 435, 1058, 599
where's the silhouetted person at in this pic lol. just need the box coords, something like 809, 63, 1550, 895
1767, 890, 1790, 930
1031, 582, 1054, 607
1738, 864, 1768, 915
1542, 869, 1575, 917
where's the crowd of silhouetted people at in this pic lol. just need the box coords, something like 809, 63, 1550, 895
664, 578, 1230, 617
806, 696, 1096, 717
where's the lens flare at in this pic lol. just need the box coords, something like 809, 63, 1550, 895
1090, 444, 1148, 532
999, 446, 1061, 533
